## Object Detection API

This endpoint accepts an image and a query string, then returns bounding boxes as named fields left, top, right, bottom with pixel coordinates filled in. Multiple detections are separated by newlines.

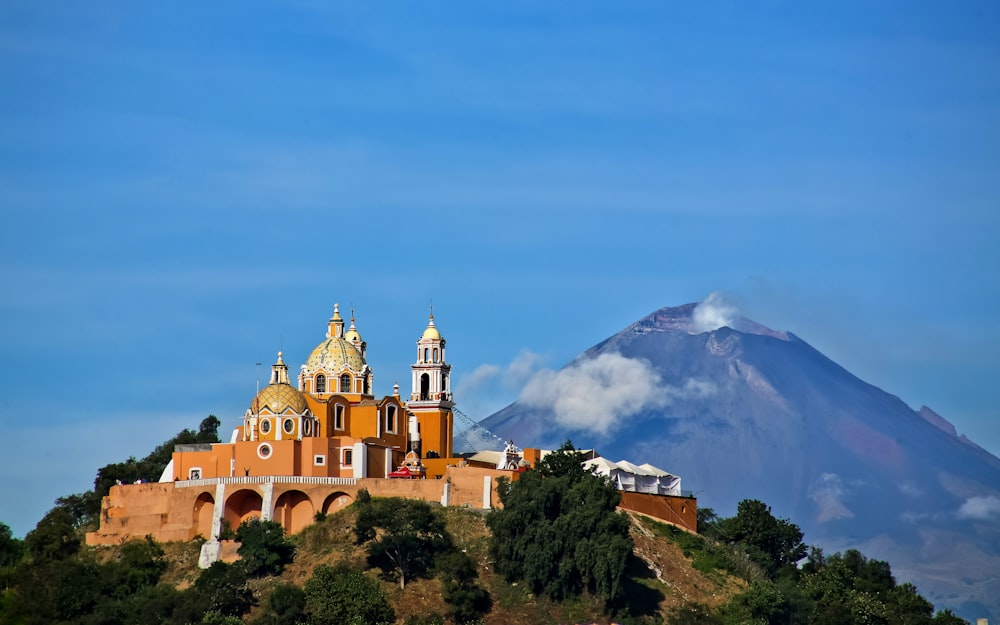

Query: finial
left=429, top=303, right=434, bottom=321
left=277, top=351, right=284, bottom=364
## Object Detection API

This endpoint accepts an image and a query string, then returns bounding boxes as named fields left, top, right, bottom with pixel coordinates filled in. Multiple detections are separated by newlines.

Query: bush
left=253, top=583, right=307, bottom=625
left=304, top=563, right=394, bottom=625
left=236, top=518, right=295, bottom=577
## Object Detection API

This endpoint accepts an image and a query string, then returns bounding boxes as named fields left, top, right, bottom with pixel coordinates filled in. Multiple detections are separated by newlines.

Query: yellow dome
left=422, top=315, right=442, bottom=340
left=251, top=383, right=308, bottom=415
left=306, top=337, right=365, bottom=374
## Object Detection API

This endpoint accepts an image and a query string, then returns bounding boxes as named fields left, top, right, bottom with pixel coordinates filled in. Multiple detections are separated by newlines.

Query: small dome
left=422, top=315, right=442, bottom=340
left=251, top=383, right=308, bottom=415
left=345, top=312, right=362, bottom=343
left=306, top=337, right=365, bottom=374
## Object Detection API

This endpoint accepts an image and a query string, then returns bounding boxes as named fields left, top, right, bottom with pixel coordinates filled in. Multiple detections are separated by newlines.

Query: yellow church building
left=168, top=304, right=454, bottom=484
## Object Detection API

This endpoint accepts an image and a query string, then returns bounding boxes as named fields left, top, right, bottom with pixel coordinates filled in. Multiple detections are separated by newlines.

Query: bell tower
left=408, top=310, right=454, bottom=458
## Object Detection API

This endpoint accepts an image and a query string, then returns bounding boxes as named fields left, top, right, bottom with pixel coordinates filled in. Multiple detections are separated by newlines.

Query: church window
left=433, top=348, right=438, bottom=362
left=257, top=444, right=272, bottom=459
left=343, top=449, right=353, bottom=466
left=283, top=418, right=295, bottom=434
left=314, top=455, right=326, bottom=466
left=340, top=374, right=350, bottom=393
left=420, top=373, right=430, bottom=400
left=442, top=374, right=448, bottom=391
left=304, top=419, right=312, bottom=436
left=335, top=405, right=344, bottom=430
left=260, top=419, right=272, bottom=434
left=424, top=348, right=429, bottom=363
left=316, top=374, right=326, bottom=393
left=363, top=376, right=369, bottom=394
left=386, top=405, right=397, bottom=433
left=188, top=468, right=201, bottom=480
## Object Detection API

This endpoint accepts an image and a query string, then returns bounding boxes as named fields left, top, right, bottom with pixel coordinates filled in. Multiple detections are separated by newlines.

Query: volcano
left=479, top=303, right=1000, bottom=621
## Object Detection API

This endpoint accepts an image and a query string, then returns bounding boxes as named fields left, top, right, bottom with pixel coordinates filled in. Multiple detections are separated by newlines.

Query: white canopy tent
left=583, top=457, right=681, bottom=496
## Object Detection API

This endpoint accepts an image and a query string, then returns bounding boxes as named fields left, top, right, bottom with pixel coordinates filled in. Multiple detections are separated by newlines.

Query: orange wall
left=89, top=466, right=697, bottom=547
left=618, top=491, right=697, bottom=533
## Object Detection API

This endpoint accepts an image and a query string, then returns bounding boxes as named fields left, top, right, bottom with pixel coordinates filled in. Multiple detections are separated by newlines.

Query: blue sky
left=1, top=2, right=998, bottom=537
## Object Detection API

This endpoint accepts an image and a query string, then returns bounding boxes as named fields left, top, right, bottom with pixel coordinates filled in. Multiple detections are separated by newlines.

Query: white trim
left=257, top=443, right=272, bottom=460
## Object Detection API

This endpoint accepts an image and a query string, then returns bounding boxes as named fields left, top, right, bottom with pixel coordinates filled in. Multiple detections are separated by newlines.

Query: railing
left=175, top=476, right=358, bottom=488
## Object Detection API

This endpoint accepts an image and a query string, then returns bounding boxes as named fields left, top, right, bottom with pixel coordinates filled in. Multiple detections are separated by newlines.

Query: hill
left=105, top=506, right=747, bottom=625
left=480, top=303, right=1000, bottom=622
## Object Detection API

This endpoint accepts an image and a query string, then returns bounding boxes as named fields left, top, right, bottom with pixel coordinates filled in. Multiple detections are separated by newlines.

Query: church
left=168, top=304, right=454, bottom=483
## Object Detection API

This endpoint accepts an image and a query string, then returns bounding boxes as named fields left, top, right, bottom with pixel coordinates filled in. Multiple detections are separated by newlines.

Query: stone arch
left=224, top=488, right=263, bottom=530
left=322, top=491, right=354, bottom=515
left=193, top=492, right=215, bottom=539
left=273, top=490, right=314, bottom=535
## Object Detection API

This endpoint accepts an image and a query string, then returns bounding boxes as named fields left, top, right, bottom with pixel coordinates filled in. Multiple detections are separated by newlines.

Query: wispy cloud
left=692, top=291, right=739, bottom=333
left=957, top=495, right=1000, bottom=521
left=809, top=473, right=855, bottom=522
left=518, top=352, right=715, bottom=436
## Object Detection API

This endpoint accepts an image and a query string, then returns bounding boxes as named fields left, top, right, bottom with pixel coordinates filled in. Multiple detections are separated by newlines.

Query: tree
left=24, top=506, right=80, bottom=561
left=435, top=550, right=491, bottom=624
left=714, top=499, right=806, bottom=577
left=487, top=441, right=633, bottom=608
left=253, top=583, right=307, bottom=625
left=192, top=561, right=254, bottom=618
left=236, top=518, right=295, bottom=577
left=354, top=497, right=450, bottom=589
left=931, top=609, right=970, bottom=625
left=0, top=521, right=23, bottom=568
left=303, top=563, right=394, bottom=625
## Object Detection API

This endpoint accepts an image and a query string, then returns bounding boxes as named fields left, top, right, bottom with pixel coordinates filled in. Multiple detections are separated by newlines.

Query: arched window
left=363, top=376, right=370, bottom=394
left=420, top=373, right=430, bottom=401
left=442, top=373, right=448, bottom=391
left=423, top=348, right=429, bottom=363
left=340, top=374, right=350, bottom=393
left=386, top=405, right=397, bottom=433
left=335, top=405, right=345, bottom=430
left=315, top=374, right=326, bottom=393
left=432, top=348, right=438, bottom=363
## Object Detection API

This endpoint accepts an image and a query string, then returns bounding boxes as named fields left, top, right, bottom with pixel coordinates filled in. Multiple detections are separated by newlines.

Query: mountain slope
left=480, top=303, right=1000, bottom=621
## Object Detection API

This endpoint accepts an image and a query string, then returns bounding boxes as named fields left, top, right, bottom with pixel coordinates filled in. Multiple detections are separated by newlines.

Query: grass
left=643, top=519, right=765, bottom=584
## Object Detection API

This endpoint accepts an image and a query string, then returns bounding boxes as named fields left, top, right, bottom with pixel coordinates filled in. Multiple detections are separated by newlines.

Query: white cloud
left=957, top=495, right=1000, bottom=521
left=692, top=291, right=739, bottom=333
left=517, top=352, right=713, bottom=436
left=809, top=473, right=855, bottom=522
left=453, top=363, right=501, bottom=397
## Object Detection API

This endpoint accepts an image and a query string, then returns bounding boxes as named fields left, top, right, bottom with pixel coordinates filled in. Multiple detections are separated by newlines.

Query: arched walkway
left=193, top=492, right=215, bottom=539
left=274, top=490, right=314, bottom=534
left=322, top=491, right=354, bottom=515
left=224, top=488, right=263, bottom=530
